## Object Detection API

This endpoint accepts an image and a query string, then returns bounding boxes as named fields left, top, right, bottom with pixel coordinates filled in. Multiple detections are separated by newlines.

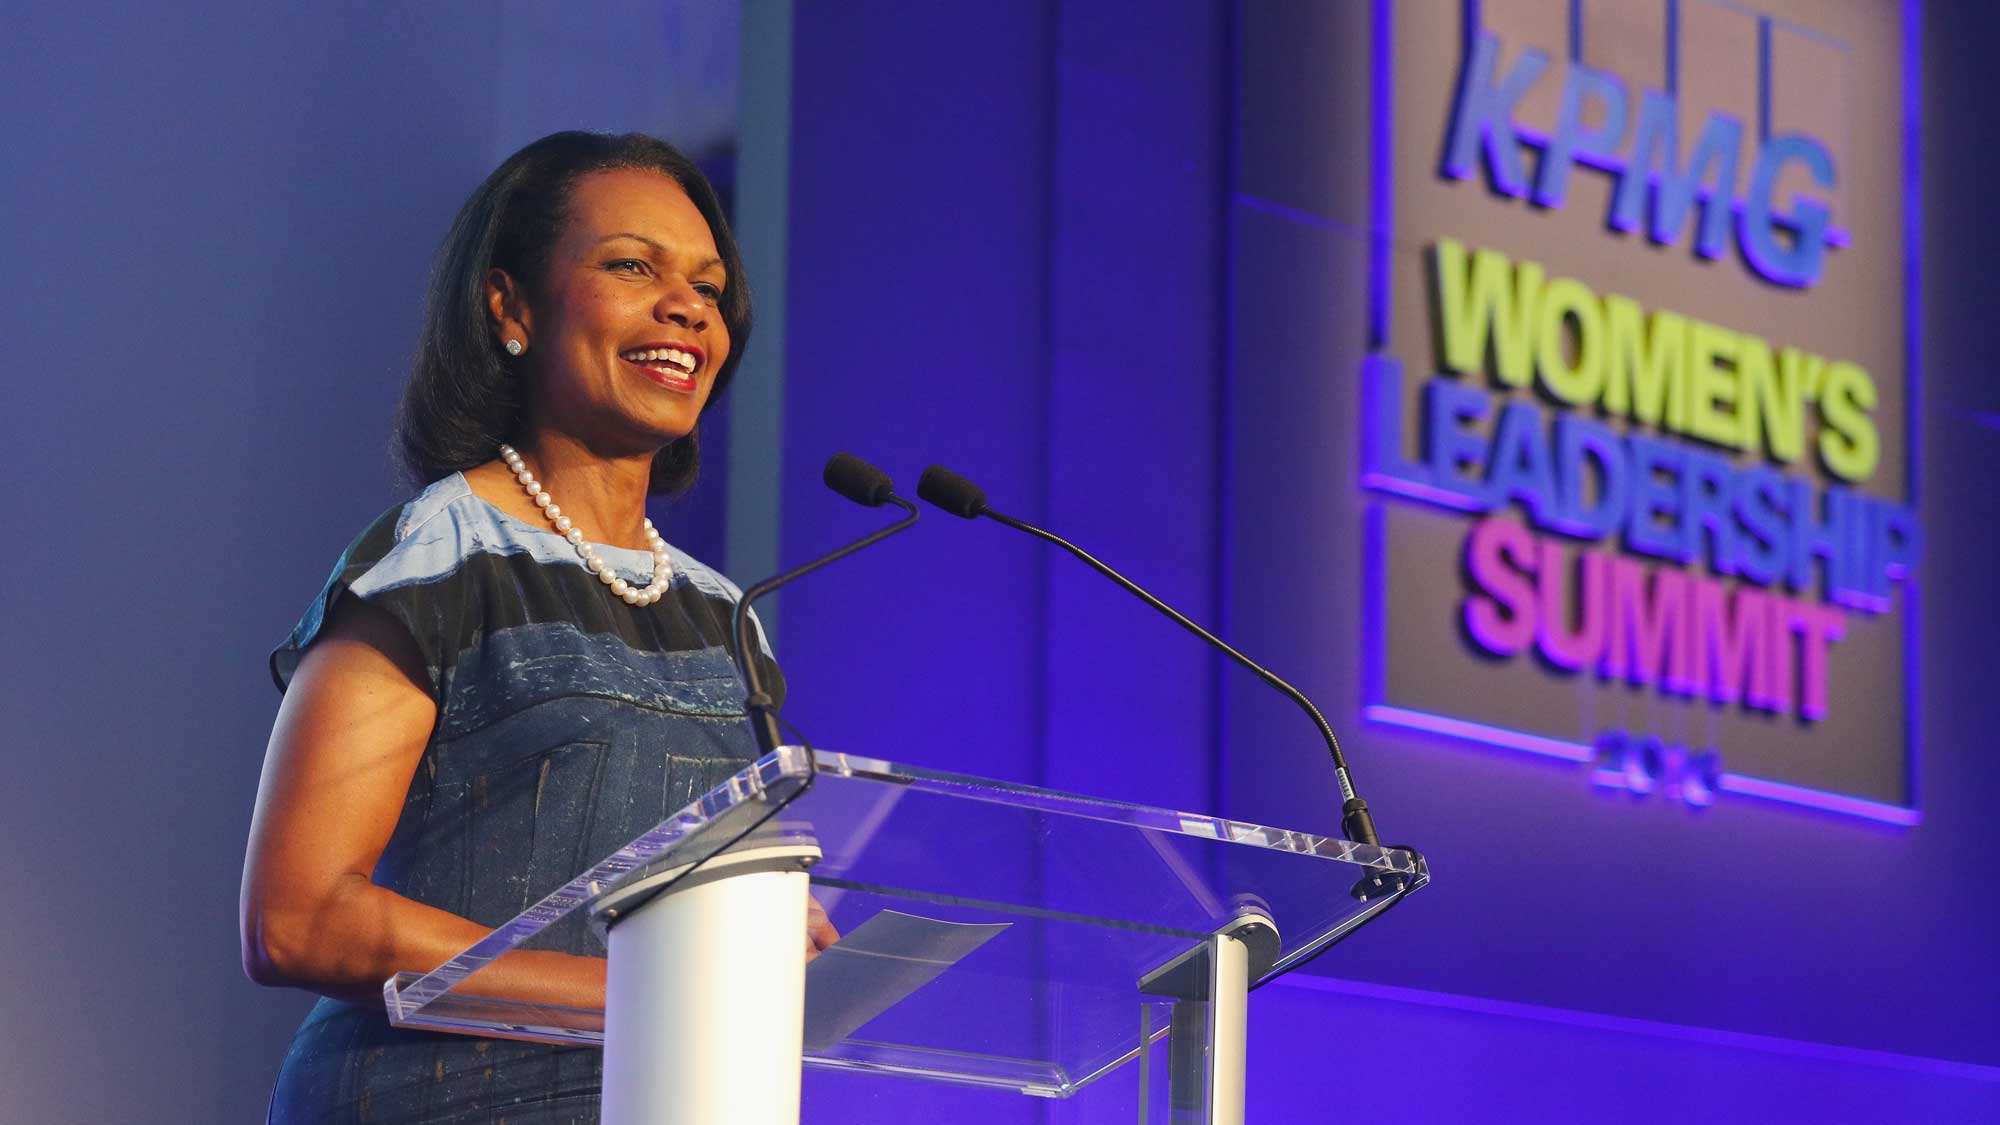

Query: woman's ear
left=485, top=267, right=533, bottom=354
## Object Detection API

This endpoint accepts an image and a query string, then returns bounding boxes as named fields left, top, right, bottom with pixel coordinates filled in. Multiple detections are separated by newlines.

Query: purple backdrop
left=4, top=1, right=1997, bottom=1121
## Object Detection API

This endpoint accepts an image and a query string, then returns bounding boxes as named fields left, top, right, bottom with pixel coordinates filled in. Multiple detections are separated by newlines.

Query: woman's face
left=496, top=167, right=732, bottom=456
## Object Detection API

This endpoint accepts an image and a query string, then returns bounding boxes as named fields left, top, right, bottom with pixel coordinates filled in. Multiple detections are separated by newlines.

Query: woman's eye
left=608, top=259, right=650, bottom=274
left=694, top=283, right=722, bottom=301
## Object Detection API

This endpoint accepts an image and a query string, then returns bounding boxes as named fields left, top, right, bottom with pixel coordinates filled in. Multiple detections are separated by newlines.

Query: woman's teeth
left=621, top=347, right=697, bottom=374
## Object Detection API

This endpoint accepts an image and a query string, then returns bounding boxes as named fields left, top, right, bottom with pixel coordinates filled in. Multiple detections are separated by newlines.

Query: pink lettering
left=1464, top=516, right=1537, bottom=655
left=1602, top=556, right=1695, bottom=694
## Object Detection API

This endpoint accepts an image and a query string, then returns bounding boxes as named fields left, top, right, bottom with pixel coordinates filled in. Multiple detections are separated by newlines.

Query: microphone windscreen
left=823, top=452, right=895, bottom=507
left=917, top=465, right=987, bottom=518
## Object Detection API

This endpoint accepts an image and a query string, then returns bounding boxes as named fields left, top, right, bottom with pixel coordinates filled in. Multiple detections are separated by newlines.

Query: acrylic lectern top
left=385, top=745, right=1427, bottom=1098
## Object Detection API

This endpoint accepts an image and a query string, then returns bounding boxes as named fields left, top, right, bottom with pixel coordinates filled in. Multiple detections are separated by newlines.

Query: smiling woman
left=399, top=132, right=751, bottom=502
left=239, top=132, right=833, bottom=1124
left=480, top=168, right=736, bottom=476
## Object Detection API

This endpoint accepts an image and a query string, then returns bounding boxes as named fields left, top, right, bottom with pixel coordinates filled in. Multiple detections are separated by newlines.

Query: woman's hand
left=806, top=895, right=840, bottom=962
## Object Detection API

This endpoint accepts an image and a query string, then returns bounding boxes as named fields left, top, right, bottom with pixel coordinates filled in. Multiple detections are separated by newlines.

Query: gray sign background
left=1370, top=0, right=1913, bottom=805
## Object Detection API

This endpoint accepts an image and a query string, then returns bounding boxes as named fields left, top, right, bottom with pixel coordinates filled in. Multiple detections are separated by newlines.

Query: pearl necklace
left=499, top=444, right=672, bottom=606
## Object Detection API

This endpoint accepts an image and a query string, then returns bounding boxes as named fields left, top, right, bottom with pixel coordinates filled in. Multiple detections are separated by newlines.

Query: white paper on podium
left=803, top=909, right=1009, bottom=1049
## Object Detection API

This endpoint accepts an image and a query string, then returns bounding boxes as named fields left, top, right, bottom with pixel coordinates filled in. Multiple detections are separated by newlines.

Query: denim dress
left=264, top=474, right=776, bottom=1124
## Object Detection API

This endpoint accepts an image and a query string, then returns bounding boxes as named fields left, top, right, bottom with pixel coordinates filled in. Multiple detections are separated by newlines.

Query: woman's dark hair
left=396, top=130, right=750, bottom=495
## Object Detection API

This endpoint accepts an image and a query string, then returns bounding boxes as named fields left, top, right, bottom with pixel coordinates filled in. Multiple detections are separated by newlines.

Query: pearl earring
left=505, top=338, right=525, bottom=356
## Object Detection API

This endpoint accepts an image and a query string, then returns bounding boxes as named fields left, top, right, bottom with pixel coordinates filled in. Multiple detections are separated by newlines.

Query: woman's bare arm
left=239, top=596, right=607, bottom=1009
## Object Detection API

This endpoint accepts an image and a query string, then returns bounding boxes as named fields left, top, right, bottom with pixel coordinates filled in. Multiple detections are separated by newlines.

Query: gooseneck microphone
left=729, top=453, right=919, bottom=754
left=916, top=464, right=1399, bottom=883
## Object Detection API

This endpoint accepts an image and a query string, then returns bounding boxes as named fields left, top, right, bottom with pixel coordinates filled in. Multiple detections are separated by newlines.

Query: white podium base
left=599, top=843, right=819, bottom=1125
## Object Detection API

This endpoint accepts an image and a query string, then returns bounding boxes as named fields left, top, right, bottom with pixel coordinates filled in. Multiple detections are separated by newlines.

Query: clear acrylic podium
left=384, top=745, right=1427, bottom=1124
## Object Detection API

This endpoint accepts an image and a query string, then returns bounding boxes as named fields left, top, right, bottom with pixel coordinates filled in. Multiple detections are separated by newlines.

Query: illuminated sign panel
left=1360, top=0, right=1917, bottom=822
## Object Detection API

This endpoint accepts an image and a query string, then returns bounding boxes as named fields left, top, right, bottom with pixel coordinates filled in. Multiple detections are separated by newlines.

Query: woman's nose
left=657, top=277, right=708, bottom=330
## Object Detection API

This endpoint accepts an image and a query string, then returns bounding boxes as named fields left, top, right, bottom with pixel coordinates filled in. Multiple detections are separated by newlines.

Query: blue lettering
left=1784, top=479, right=1861, bottom=602
left=1443, top=29, right=1838, bottom=287
left=1534, top=64, right=1629, bottom=208
left=1426, top=378, right=1499, bottom=508
left=1740, top=134, right=1836, bottom=288
left=1552, top=414, right=1627, bottom=538
left=1361, top=353, right=1437, bottom=492
left=1442, top=30, right=1549, bottom=197
left=1729, top=465, right=1787, bottom=585
left=1485, top=400, right=1558, bottom=523
left=1611, top=92, right=1743, bottom=260
left=1880, top=503, right=1920, bottom=582
left=1679, top=447, right=1738, bottom=575
left=1622, top=435, right=1686, bottom=560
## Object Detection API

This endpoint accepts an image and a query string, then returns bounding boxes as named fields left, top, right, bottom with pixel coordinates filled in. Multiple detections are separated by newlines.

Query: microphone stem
left=732, top=496, right=921, bottom=754
left=980, top=507, right=1383, bottom=848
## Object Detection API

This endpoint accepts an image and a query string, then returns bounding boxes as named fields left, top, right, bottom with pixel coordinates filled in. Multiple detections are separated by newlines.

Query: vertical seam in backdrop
left=727, top=0, right=794, bottom=630
left=1213, top=0, right=1242, bottom=821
